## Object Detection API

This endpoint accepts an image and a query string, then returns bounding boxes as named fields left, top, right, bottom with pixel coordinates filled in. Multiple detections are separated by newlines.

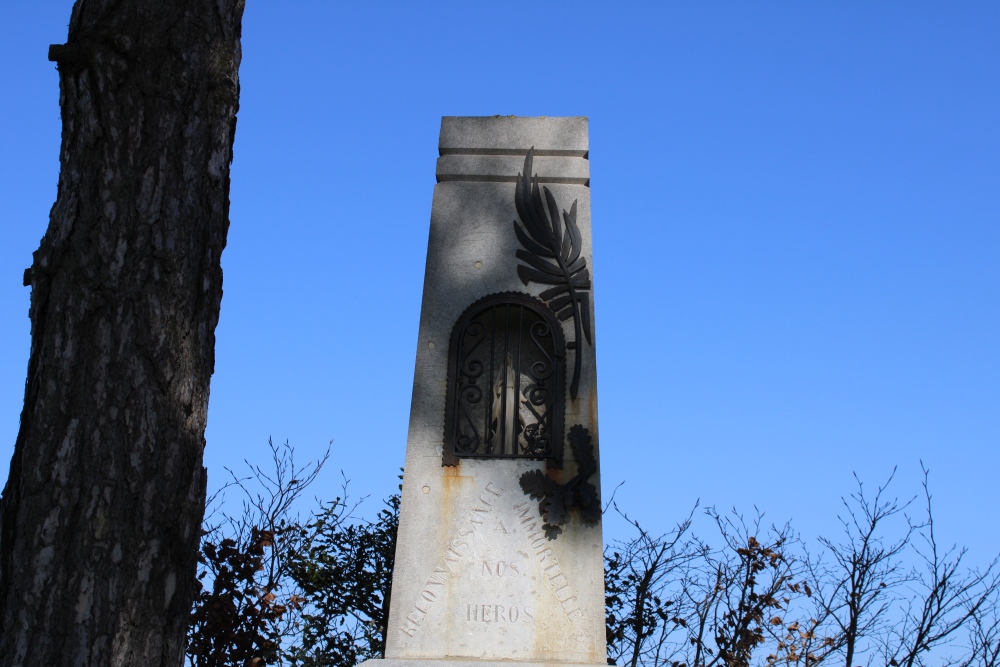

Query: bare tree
left=797, top=469, right=918, bottom=667
left=187, top=440, right=334, bottom=667
left=0, top=1, right=243, bottom=665
left=881, top=466, right=1000, bottom=667
left=966, top=591, right=1000, bottom=667
left=765, top=467, right=1000, bottom=667
left=606, top=506, right=805, bottom=667
left=604, top=467, right=1000, bottom=667
left=688, top=510, right=803, bottom=667
left=605, top=504, right=703, bottom=667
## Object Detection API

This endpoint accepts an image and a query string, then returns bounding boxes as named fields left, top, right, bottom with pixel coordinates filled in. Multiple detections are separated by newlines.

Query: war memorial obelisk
left=366, top=116, right=606, bottom=667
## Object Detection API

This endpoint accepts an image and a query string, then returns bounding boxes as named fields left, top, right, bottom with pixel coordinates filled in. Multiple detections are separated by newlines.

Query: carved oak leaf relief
left=519, top=425, right=600, bottom=538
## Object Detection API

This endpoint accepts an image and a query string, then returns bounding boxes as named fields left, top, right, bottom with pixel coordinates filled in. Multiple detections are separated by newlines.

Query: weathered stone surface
left=380, top=117, right=604, bottom=666
left=439, top=116, right=589, bottom=156
left=386, top=459, right=604, bottom=663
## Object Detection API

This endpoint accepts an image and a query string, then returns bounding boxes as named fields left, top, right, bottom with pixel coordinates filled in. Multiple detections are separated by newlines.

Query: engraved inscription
left=514, top=501, right=583, bottom=620
left=480, top=559, right=521, bottom=577
left=466, top=603, right=535, bottom=623
left=399, top=483, right=503, bottom=638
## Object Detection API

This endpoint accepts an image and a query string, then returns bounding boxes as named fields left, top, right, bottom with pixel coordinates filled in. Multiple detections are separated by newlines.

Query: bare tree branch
left=882, top=464, right=1000, bottom=667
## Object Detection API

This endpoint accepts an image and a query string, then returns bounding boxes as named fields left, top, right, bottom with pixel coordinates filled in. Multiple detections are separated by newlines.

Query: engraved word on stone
left=399, top=483, right=503, bottom=638
left=515, top=501, right=583, bottom=621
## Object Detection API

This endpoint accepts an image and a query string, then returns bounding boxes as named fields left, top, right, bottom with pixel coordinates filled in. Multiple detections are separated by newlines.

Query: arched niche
left=442, top=292, right=566, bottom=468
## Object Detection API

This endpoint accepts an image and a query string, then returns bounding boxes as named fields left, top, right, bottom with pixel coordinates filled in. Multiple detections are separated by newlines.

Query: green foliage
left=283, top=490, right=399, bottom=666
left=184, top=441, right=401, bottom=667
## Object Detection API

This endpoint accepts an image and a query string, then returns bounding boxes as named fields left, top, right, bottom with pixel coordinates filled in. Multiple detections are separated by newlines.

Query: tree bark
left=0, top=1, right=243, bottom=665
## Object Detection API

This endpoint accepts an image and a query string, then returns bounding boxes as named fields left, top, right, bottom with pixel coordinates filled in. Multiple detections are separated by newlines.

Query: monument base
left=359, top=660, right=609, bottom=667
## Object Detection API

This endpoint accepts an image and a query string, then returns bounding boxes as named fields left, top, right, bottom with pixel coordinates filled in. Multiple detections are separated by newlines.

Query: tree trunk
left=0, top=1, right=243, bottom=665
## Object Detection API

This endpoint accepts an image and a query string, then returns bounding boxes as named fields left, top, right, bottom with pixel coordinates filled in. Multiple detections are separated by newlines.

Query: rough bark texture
left=0, top=1, right=243, bottom=665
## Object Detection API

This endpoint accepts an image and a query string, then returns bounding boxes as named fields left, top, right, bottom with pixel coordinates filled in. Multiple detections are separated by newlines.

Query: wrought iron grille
left=442, top=293, right=565, bottom=466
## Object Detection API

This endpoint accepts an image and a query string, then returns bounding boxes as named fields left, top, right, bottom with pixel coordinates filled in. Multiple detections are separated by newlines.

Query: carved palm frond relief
left=513, top=148, right=592, bottom=399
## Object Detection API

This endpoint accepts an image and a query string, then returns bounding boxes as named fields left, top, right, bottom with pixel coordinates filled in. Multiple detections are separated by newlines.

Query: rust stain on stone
left=439, top=462, right=471, bottom=527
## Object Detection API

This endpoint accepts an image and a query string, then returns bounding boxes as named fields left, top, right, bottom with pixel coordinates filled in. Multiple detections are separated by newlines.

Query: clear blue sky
left=1, top=3, right=997, bottom=563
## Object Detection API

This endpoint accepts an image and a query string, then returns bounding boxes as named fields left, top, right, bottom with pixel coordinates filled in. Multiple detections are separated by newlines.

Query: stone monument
left=366, top=116, right=606, bottom=667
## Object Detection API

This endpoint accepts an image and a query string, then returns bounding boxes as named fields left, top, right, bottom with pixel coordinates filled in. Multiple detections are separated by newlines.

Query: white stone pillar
left=370, top=116, right=605, bottom=667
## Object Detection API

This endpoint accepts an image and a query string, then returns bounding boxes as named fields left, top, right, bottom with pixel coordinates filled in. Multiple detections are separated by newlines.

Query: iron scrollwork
left=442, top=292, right=566, bottom=467
left=513, top=148, right=592, bottom=400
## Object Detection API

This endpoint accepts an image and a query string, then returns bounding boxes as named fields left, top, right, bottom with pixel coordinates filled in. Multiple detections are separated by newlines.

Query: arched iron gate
left=442, top=292, right=565, bottom=467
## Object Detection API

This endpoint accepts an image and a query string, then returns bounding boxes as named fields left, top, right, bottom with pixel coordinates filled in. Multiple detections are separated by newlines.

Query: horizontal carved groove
left=440, top=148, right=589, bottom=158
left=436, top=154, right=590, bottom=187
left=437, top=174, right=590, bottom=186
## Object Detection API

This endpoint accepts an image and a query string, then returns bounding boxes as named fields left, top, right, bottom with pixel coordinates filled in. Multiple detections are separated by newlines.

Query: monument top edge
left=439, top=116, right=588, bottom=157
